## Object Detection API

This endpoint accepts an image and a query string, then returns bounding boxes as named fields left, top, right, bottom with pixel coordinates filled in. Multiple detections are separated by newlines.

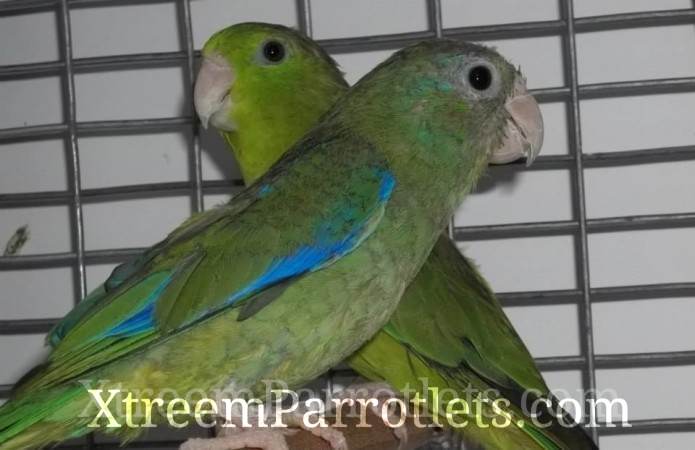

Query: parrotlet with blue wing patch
left=193, top=24, right=596, bottom=450
left=1, top=36, right=541, bottom=449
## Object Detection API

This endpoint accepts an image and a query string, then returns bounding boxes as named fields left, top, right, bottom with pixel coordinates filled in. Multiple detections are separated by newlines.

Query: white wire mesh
left=1, top=0, right=694, bottom=448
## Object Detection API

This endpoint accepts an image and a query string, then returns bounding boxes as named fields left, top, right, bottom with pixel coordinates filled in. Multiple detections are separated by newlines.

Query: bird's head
left=194, top=22, right=347, bottom=184
left=342, top=40, right=543, bottom=170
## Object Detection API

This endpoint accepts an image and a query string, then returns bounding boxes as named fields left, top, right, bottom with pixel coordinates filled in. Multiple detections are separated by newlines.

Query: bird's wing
left=19, top=132, right=395, bottom=393
left=45, top=186, right=258, bottom=347
left=383, top=234, right=547, bottom=393
left=353, top=235, right=596, bottom=449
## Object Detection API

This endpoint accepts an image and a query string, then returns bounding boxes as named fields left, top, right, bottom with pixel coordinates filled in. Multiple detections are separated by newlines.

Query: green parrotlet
left=0, top=32, right=543, bottom=450
left=193, top=23, right=596, bottom=450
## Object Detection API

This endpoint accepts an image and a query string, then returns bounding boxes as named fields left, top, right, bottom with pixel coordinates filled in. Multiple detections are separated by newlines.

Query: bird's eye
left=468, top=65, right=493, bottom=91
left=262, top=41, right=286, bottom=63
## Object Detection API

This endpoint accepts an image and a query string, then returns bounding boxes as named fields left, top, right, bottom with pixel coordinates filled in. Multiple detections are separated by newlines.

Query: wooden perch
left=283, top=412, right=436, bottom=450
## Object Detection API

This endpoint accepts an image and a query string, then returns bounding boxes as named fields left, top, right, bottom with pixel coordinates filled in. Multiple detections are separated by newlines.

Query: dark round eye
left=262, top=41, right=285, bottom=63
left=468, top=65, right=493, bottom=91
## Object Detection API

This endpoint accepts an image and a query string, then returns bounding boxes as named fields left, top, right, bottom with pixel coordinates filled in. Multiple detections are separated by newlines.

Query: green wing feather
left=386, top=235, right=547, bottom=393
left=349, top=235, right=597, bottom=450
left=44, top=188, right=259, bottom=347
left=17, top=131, right=394, bottom=396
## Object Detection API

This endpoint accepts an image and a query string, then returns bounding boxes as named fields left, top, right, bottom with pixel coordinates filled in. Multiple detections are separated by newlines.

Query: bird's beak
left=194, top=53, right=236, bottom=131
left=490, top=76, right=544, bottom=166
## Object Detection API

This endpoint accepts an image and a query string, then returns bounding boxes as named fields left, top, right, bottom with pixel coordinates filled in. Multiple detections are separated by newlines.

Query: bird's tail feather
left=0, top=385, right=89, bottom=450
left=520, top=393, right=599, bottom=450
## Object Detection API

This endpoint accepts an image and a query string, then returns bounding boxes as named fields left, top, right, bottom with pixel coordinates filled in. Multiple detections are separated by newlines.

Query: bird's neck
left=342, top=105, right=489, bottom=233
left=221, top=129, right=290, bottom=185
left=223, top=84, right=346, bottom=186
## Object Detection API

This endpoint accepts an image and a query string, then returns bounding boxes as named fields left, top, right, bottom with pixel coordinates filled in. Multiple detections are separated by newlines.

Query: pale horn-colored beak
left=490, top=76, right=544, bottom=166
left=193, top=53, right=236, bottom=131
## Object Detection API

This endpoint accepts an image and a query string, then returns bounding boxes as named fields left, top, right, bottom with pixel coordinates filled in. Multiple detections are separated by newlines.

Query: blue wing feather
left=100, top=169, right=395, bottom=338
left=227, top=169, right=395, bottom=306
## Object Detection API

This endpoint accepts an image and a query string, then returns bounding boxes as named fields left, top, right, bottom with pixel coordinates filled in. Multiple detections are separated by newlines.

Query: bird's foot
left=333, top=382, right=407, bottom=450
left=184, top=407, right=348, bottom=450
left=281, top=409, right=349, bottom=450
left=180, top=429, right=290, bottom=450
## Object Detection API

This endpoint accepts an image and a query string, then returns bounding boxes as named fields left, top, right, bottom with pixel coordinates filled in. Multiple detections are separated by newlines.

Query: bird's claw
left=180, top=430, right=290, bottom=450
left=282, top=410, right=349, bottom=450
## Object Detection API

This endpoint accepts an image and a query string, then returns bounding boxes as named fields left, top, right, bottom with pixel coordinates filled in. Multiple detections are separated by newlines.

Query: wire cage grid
left=0, top=0, right=694, bottom=448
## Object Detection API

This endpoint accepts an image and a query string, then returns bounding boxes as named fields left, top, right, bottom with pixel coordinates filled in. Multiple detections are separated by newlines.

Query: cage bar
left=0, top=0, right=693, bottom=447
left=178, top=0, right=204, bottom=213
